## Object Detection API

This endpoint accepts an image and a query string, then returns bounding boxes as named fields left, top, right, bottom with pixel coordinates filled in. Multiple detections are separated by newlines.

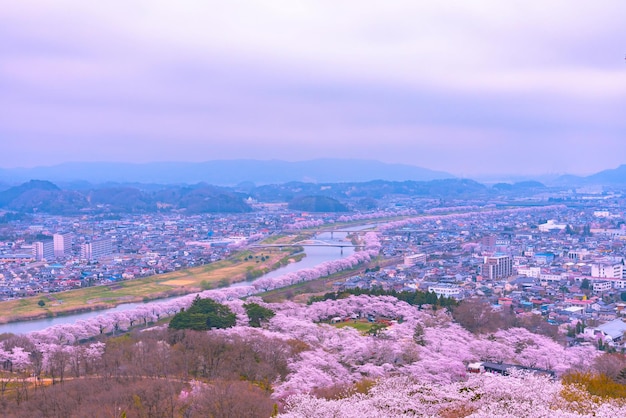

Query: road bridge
left=252, top=239, right=362, bottom=254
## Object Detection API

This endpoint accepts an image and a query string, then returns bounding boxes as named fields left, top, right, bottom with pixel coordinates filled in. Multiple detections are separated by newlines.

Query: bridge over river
left=252, top=239, right=361, bottom=254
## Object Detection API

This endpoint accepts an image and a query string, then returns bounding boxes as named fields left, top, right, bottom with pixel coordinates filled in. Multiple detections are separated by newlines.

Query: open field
left=0, top=246, right=302, bottom=324
left=329, top=321, right=373, bottom=333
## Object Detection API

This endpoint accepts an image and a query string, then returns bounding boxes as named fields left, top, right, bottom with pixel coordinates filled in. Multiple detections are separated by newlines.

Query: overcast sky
left=1, top=1, right=625, bottom=176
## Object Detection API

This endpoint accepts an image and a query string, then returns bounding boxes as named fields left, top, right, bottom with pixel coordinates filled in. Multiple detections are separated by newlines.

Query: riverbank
left=0, top=245, right=303, bottom=325
left=260, top=256, right=402, bottom=303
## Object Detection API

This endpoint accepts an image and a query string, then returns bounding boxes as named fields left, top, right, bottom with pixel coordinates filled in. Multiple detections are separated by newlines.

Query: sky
left=1, top=1, right=625, bottom=177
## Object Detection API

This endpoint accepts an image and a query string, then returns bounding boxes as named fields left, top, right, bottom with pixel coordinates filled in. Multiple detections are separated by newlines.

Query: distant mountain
left=0, top=180, right=88, bottom=214
left=0, top=180, right=60, bottom=206
left=585, top=164, right=626, bottom=185
left=0, top=159, right=454, bottom=185
left=550, top=165, right=626, bottom=187
left=550, top=174, right=585, bottom=187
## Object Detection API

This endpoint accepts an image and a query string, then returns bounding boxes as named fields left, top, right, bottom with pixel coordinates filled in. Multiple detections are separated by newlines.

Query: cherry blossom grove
left=194, top=294, right=600, bottom=405
left=280, top=372, right=626, bottom=417
left=252, top=296, right=598, bottom=399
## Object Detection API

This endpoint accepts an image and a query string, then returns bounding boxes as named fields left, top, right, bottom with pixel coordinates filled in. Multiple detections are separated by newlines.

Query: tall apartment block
left=33, top=240, right=54, bottom=261
left=80, top=238, right=113, bottom=260
left=53, top=233, right=73, bottom=258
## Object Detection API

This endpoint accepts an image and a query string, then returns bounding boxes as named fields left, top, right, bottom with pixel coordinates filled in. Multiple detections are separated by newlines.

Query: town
left=1, top=188, right=625, bottom=352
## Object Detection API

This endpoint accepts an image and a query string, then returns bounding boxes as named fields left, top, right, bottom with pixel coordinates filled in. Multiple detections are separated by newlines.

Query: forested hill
left=0, top=177, right=549, bottom=215
left=0, top=181, right=252, bottom=214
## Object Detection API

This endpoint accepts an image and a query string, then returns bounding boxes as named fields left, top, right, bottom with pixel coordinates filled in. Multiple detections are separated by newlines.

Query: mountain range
left=0, top=159, right=454, bottom=186
left=0, top=160, right=625, bottom=189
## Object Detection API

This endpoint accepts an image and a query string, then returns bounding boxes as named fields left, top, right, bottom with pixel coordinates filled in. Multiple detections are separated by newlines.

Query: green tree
left=244, top=303, right=275, bottom=328
left=169, top=296, right=236, bottom=331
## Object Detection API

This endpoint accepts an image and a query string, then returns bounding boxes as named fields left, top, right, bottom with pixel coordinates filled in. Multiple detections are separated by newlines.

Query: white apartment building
left=80, top=238, right=113, bottom=260
left=591, top=262, right=624, bottom=279
left=593, top=281, right=613, bottom=293
left=404, top=253, right=426, bottom=267
left=53, top=233, right=73, bottom=258
left=33, top=240, right=54, bottom=261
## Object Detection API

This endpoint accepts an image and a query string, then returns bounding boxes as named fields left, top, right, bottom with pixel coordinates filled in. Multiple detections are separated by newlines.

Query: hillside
left=287, top=195, right=349, bottom=212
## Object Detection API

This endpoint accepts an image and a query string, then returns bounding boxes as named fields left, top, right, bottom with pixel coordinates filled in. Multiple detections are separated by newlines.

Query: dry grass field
left=0, top=247, right=300, bottom=324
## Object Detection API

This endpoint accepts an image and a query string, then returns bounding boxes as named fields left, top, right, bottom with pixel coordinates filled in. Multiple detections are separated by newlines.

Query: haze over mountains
left=0, top=159, right=625, bottom=188
left=0, top=159, right=453, bottom=186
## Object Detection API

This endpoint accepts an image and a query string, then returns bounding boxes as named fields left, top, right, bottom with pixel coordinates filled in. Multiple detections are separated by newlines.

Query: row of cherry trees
left=378, top=204, right=567, bottom=232
left=286, top=205, right=504, bottom=228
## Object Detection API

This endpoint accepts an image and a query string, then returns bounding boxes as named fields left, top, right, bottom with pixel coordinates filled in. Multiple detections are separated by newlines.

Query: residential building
left=81, top=238, right=113, bottom=260
left=592, top=281, right=612, bottom=293
left=33, top=240, right=54, bottom=261
left=482, top=255, right=513, bottom=280
left=53, top=233, right=73, bottom=258
left=404, top=253, right=426, bottom=267
left=591, top=262, right=624, bottom=279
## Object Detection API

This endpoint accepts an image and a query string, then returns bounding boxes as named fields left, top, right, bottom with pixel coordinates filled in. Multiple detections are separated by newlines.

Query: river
left=0, top=227, right=367, bottom=334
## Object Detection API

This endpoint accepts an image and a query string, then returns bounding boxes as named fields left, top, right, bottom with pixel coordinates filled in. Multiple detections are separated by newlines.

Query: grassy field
left=329, top=321, right=373, bottom=333
left=0, top=246, right=302, bottom=324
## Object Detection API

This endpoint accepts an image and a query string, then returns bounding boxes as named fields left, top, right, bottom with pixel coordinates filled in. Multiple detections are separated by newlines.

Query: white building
left=80, top=238, right=113, bottom=260
left=539, top=273, right=563, bottom=283
left=33, top=240, right=54, bottom=261
left=428, top=284, right=462, bottom=299
left=567, top=250, right=589, bottom=261
left=591, top=262, right=624, bottom=279
left=404, top=253, right=426, bottom=267
left=53, top=233, right=73, bottom=258
left=592, top=281, right=612, bottom=293
left=517, top=266, right=541, bottom=278
left=538, top=220, right=567, bottom=232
